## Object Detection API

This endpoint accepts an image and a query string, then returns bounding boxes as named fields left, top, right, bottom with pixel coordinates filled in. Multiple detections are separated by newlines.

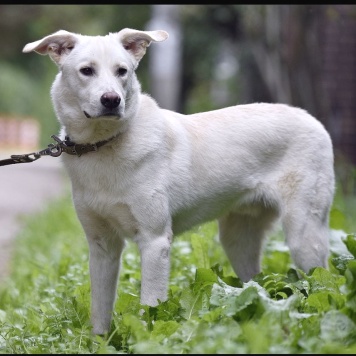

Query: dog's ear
left=22, top=30, right=78, bottom=65
left=118, top=28, right=168, bottom=62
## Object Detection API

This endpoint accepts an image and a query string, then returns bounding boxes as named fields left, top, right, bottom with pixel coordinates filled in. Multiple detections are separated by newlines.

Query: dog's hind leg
left=218, top=207, right=278, bottom=282
left=279, top=168, right=334, bottom=274
left=281, top=197, right=331, bottom=274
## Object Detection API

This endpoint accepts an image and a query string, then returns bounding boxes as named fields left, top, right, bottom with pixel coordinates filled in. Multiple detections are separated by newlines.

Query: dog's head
left=23, top=29, right=168, bottom=137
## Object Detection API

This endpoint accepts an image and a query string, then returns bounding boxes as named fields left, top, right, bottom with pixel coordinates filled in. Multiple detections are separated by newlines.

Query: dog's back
left=163, top=103, right=334, bottom=230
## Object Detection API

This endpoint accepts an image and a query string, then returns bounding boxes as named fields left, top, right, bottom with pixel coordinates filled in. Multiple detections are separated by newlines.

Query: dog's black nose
left=100, top=92, right=121, bottom=109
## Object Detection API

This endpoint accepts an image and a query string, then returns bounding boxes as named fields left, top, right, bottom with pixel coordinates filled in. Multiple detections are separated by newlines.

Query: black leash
left=0, top=134, right=117, bottom=167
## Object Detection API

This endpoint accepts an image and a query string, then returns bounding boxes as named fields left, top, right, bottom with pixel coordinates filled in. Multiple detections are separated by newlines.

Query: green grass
left=0, top=192, right=356, bottom=353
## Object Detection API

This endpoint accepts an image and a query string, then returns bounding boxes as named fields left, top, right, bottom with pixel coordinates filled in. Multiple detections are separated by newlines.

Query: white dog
left=23, top=28, right=335, bottom=335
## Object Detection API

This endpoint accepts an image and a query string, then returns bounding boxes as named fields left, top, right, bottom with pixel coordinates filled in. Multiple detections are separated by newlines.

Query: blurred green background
left=0, top=4, right=355, bottom=193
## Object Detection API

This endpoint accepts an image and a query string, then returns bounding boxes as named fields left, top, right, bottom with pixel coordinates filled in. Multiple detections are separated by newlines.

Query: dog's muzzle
left=84, top=91, right=122, bottom=119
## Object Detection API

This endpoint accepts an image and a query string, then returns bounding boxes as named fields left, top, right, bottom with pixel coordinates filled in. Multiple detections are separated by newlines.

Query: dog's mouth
left=84, top=111, right=91, bottom=118
left=84, top=111, right=120, bottom=119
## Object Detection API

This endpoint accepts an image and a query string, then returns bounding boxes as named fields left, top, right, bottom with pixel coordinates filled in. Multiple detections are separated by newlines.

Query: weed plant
left=0, top=189, right=356, bottom=353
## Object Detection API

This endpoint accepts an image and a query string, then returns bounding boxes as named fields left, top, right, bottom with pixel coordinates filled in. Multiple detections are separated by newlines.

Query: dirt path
left=0, top=150, right=68, bottom=281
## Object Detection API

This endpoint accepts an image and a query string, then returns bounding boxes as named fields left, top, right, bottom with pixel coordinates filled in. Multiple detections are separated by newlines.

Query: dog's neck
left=61, top=119, right=125, bottom=145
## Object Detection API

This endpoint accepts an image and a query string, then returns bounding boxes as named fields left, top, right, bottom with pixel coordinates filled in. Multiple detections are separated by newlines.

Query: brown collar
left=56, top=134, right=117, bottom=157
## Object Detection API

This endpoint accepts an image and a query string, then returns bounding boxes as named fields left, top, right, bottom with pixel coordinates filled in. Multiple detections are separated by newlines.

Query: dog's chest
left=63, top=151, right=136, bottom=209
left=65, top=153, right=126, bottom=191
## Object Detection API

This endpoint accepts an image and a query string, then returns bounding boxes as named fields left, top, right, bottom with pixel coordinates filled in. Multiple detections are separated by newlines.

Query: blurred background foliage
left=0, top=4, right=355, bottom=194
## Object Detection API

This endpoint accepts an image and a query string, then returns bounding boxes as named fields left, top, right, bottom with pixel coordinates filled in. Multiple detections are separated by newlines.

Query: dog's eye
left=80, top=67, right=94, bottom=76
left=117, top=67, right=127, bottom=77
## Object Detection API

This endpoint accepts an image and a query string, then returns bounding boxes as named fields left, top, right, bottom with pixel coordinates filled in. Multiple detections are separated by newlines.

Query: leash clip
left=43, top=135, right=65, bottom=157
left=47, top=143, right=62, bottom=157
left=37, top=135, right=63, bottom=157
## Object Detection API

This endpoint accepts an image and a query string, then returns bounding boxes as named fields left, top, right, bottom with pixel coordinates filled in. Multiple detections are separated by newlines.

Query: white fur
left=23, top=28, right=335, bottom=335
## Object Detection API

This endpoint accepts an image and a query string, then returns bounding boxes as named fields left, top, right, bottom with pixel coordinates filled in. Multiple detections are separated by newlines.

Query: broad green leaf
left=233, top=286, right=265, bottom=321
left=191, top=233, right=209, bottom=268
left=154, top=296, right=181, bottom=322
left=330, top=207, right=347, bottom=230
left=330, top=229, right=351, bottom=256
left=201, top=306, right=224, bottom=322
left=320, top=310, right=356, bottom=341
left=195, top=268, right=218, bottom=284
left=210, top=280, right=243, bottom=308
left=122, top=314, right=149, bottom=341
left=344, top=234, right=356, bottom=258
left=210, top=263, right=242, bottom=287
left=345, top=259, right=356, bottom=288
left=344, top=260, right=356, bottom=318
left=151, top=320, right=180, bottom=340
left=332, top=254, right=355, bottom=273
left=115, top=292, right=139, bottom=314
left=308, top=267, right=345, bottom=292
left=306, top=292, right=345, bottom=313
left=180, top=286, right=209, bottom=320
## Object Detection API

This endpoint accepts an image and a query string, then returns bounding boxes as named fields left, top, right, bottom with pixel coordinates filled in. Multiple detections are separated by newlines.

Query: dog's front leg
left=137, top=232, right=172, bottom=306
left=85, top=230, right=125, bottom=335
